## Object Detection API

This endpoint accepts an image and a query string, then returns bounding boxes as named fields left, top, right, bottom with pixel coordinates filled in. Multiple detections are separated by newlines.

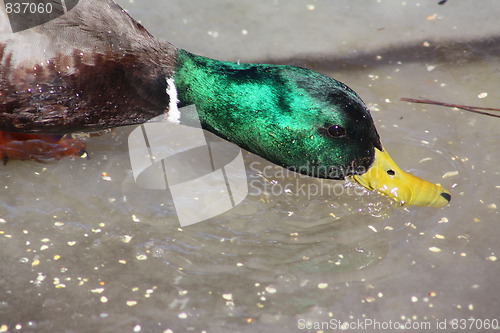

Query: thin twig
left=401, top=98, right=500, bottom=118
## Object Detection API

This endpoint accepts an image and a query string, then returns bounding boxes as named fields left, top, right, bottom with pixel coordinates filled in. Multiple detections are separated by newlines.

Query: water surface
left=0, top=0, right=499, bottom=332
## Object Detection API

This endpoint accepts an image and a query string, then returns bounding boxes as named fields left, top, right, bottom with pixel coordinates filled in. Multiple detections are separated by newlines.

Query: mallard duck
left=0, top=0, right=450, bottom=206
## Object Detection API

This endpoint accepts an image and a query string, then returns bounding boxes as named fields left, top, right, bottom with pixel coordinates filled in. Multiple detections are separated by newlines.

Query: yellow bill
left=353, top=146, right=451, bottom=207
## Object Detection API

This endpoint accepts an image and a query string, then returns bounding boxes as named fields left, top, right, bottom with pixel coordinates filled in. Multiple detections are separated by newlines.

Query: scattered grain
left=222, top=293, right=233, bottom=301
left=265, top=286, right=277, bottom=294
left=438, top=217, right=448, bottom=223
left=101, top=172, right=112, bottom=181
left=426, top=13, right=438, bottom=20
left=442, top=170, right=459, bottom=178
left=122, top=235, right=132, bottom=243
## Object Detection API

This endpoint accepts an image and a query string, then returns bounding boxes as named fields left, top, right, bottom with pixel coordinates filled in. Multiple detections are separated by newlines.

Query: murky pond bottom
left=1, top=1, right=499, bottom=332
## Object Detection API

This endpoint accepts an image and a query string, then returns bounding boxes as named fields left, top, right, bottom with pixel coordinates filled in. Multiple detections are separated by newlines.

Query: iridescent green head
left=174, top=49, right=381, bottom=179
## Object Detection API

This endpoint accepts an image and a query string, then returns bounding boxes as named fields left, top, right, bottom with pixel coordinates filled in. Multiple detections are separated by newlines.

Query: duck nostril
left=387, top=169, right=395, bottom=176
left=440, top=192, right=451, bottom=202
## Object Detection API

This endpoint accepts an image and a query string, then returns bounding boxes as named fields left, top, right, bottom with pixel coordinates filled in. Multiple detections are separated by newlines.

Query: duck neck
left=171, top=49, right=281, bottom=155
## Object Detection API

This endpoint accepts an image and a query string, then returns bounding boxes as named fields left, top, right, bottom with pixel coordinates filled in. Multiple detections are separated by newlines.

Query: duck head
left=174, top=49, right=450, bottom=207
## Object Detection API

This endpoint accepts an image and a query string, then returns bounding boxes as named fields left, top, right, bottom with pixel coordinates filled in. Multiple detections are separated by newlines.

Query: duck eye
left=326, top=125, right=346, bottom=138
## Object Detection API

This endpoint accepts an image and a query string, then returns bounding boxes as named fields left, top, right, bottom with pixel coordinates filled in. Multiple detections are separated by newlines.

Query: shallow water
left=1, top=0, right=499, bottom=332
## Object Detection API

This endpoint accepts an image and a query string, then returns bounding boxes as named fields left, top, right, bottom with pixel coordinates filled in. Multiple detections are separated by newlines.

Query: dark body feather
left=0, top=0, right=177, bottom=134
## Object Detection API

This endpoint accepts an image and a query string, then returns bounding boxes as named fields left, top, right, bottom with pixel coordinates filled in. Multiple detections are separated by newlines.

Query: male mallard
left=0, top=0, right=450, bottom=206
